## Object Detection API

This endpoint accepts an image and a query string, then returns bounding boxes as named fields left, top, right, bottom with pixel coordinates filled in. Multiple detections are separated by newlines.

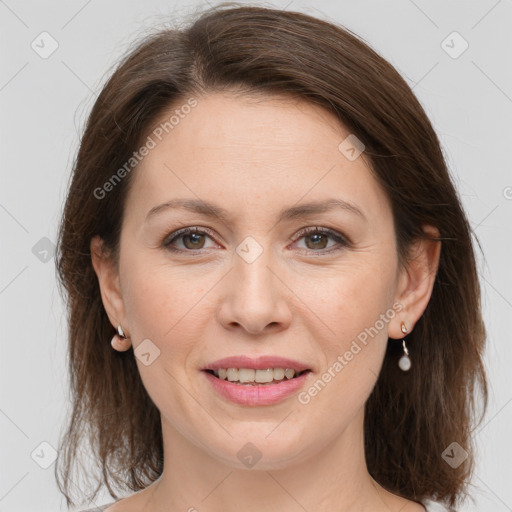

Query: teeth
left=239, top=368, right=255, bottom=383
left=213, top=367, right=301, bottom=384
left=284, top=368, right=295, bottom=379
left=226, top=368, right=238, bottom=381
left=273, top=368, right=285, bottom=380
left=255, top=369, right=273, bottom=383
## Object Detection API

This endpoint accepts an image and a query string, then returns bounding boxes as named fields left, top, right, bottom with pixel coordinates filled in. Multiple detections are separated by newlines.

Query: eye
left=163, top=227, right=218, bottom=253
left=163, top=226, right=350, bottom=255
left=292, top=226, right=350, bottom=254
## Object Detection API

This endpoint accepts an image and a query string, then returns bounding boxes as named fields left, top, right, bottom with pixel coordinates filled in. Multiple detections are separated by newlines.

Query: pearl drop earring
left=398, top=321, right=411, bottom=372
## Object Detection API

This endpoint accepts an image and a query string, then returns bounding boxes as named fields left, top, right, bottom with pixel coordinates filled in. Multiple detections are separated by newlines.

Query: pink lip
left=203, top=369, right=312, bottom=406
left=203, top=355, right=311, bottom=372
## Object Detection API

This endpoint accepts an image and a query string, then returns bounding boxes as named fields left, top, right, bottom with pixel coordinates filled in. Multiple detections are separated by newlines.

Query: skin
left=91, top=91, right=441, bottom=512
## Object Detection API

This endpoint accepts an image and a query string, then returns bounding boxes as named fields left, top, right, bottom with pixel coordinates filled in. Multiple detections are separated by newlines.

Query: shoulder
left=421, top=498, right=458, bottom=512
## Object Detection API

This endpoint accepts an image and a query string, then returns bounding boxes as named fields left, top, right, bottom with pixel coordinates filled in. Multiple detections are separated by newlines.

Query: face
left=95, top=91, right=414, bottom=470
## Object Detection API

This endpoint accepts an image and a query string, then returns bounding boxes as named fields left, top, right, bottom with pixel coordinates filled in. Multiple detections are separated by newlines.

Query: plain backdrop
left=1, top=0, right=511, bottom=511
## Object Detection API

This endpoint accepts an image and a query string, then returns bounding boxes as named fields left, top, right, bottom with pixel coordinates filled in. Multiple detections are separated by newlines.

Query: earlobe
left=90, top=235, right=127, bottom=331
left=390, top=224, right=441, bottom=339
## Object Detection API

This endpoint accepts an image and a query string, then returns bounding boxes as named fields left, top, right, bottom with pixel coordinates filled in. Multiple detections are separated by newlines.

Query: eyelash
left=162, top=226, right=351, bottom=255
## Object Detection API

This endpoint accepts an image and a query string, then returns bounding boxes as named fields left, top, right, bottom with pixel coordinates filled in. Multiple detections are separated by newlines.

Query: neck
left=142, top=410, right=409, bottom=512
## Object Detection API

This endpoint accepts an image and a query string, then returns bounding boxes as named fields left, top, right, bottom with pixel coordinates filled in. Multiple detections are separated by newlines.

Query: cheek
left=119, top=261, right=213, bottom=408
left=122, top=268, right=175, bottom=340
left=120, top=247, right=181, bottom=327
left=305, top=258, right=397, bottom=346
left=301, top=259, right=396, bottom=403
left=121, top=258, right=218, bottom=356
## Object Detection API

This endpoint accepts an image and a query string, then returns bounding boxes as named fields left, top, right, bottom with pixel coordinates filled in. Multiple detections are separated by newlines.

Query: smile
left=202, top=368, right=312, bottom=406
left=207, top=367, right=309, bottom=384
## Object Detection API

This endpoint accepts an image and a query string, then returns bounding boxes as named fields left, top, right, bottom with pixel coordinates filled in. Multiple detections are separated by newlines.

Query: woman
left=55, top=4, right=488, bottom=512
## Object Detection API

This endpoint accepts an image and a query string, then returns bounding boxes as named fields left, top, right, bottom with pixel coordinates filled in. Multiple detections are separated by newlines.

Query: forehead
left=125, top=92, right=391, bottom=227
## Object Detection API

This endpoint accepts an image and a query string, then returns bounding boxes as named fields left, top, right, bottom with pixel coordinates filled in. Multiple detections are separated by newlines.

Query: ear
left=90, top=235, right=127, bottom=332
left=389, top=224, right=441, bottom=339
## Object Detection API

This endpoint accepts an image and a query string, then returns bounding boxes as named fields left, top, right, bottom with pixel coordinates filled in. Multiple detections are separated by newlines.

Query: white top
left=422, top=498, right=456, bottom=511
left=79, top=497, right=456, bottom=511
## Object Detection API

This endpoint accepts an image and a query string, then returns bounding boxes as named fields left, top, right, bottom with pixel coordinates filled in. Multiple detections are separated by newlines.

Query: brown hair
left=55, top=3, right=488, bottom=509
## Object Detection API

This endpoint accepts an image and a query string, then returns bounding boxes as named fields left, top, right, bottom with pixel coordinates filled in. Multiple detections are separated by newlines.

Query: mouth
left=203, top=368, right=312, bottom=386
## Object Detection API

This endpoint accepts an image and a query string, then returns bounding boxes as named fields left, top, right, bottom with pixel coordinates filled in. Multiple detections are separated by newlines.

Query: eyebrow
left=145, top=197, right=366, bottom=223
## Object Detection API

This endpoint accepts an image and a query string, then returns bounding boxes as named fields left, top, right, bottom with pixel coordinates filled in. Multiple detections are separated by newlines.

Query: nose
left=216, top=247, right=293, bottom=335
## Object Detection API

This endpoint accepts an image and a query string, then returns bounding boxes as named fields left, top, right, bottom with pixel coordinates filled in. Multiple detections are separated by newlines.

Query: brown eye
left=182, top=232, right=206, bottom=250
left=293, top=227, right=350, bottom=254
left=304, top=232, right=329, bottom=250
left=164, top=227, right=217, bottom=252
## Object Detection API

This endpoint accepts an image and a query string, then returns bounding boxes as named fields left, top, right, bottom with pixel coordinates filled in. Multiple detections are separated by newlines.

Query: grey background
left=1, top=0, right=511, bottom=511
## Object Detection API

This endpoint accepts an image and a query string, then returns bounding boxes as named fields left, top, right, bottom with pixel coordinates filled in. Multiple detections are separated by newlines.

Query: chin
left=208, top=434, right=314, bottom=471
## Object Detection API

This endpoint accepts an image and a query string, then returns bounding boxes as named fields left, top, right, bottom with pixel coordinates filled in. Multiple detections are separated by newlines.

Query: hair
left=55, top=3, right=488, bottom=510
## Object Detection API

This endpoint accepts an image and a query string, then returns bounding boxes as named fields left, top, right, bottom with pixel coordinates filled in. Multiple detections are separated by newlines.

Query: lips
left=201, top=355, right=313, bottom=406
left=202, top=355, right=311, bottom=373
left=203, top=367, right=312, bottom=406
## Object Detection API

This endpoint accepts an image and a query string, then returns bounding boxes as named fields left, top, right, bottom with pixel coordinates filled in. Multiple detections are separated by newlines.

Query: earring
left=111, top=324, right=132, bottom=352
left=398, top=321, right=411, bottom=372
